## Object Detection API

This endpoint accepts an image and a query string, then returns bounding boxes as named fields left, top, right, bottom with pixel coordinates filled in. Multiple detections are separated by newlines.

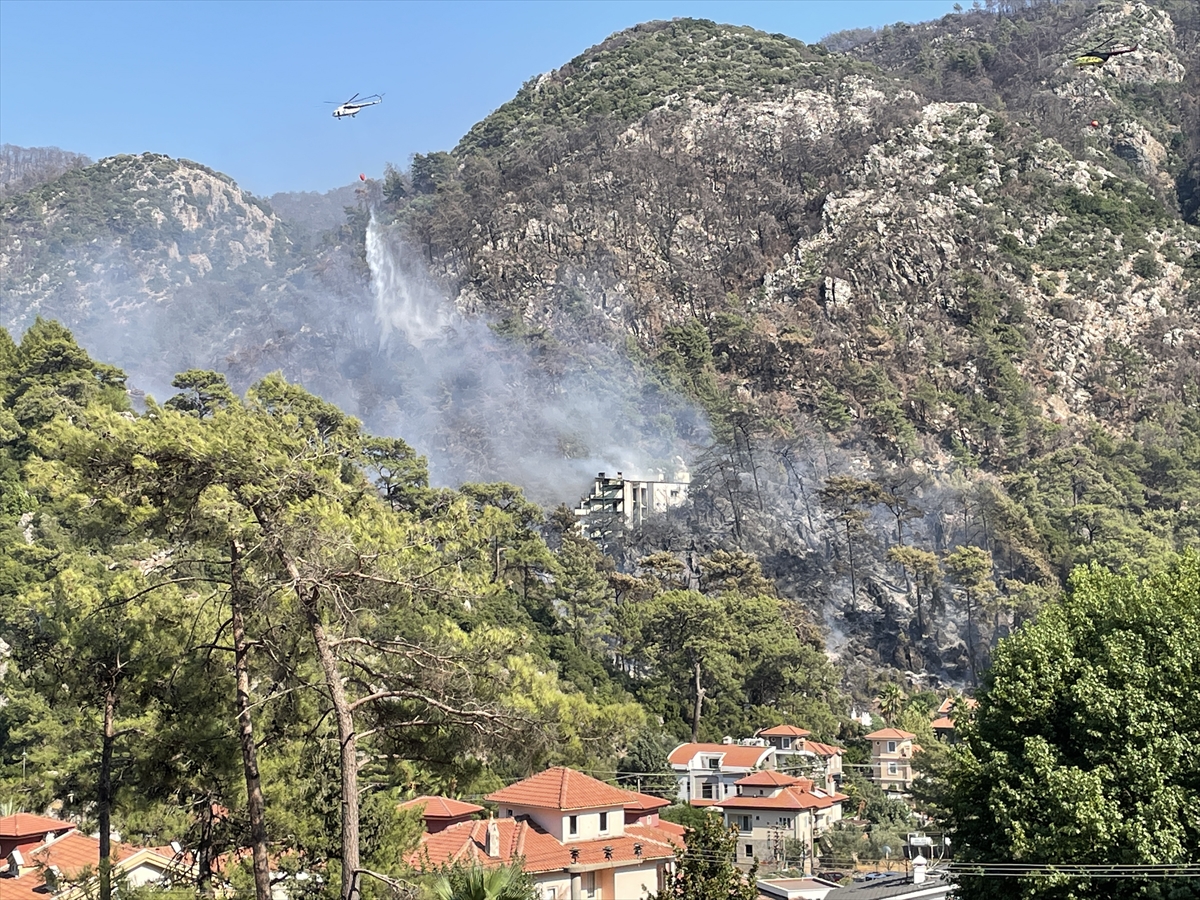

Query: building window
left=599, top=812, right=609, bottom=832
left=745, top=845, right=755, bottom=859
left=701, top=783, right=714, bottom=800
left=888, top=762, right=899, bottom=776
left=707, top=757, right=721, bottom=770
left=887, top=741, right=897, bottom=753
left=780, top=817, right=793, bottom=829
left=569, top=815, right=578, bottom=836
left=782, top=737, right=792, bottom=749
left=737, top=815, right=752, bottom=833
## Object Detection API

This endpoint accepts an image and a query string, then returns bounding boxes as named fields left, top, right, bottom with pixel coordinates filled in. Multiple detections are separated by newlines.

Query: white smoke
left=367, top=216, right=455, bottom=347
left=361, top=215, right=709, bottom=501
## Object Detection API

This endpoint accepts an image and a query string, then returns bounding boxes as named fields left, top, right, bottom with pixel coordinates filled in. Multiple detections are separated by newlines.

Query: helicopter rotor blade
left=346, top=92, right=360, bottom=104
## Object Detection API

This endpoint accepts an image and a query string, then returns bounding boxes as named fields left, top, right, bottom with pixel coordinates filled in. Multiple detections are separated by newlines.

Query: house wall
left=725, top=810, right=814, bottom=870
left=534, top=863, right=660, bottom=900
left=676, top=770, right=742, bottom=803
left=612, top=861, right=665, bottom=899
left=870, top=739, right=914, bottom=790
left=498, top=805, right=625, bottom=842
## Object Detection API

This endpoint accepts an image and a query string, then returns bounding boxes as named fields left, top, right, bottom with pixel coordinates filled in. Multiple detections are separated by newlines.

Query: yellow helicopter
left=1073, top=38, right=1138, bottom=68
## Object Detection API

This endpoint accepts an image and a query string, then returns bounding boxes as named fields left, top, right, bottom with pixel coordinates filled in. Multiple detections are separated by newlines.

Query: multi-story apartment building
left=756, top=725, right=845, bottom=792
left=864, top=728, right=918, bottom=795
left=668, top=741, right=775, bottom=804
left=718, top=771, right=847, bottom=872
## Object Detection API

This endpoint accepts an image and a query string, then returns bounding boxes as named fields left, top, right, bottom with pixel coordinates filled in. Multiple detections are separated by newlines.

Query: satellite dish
left=170, top=841, right=183, bottom=856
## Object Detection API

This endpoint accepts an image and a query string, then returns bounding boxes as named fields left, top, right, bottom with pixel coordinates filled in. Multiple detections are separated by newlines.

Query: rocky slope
left=380, top=2, right=1200, bottom=681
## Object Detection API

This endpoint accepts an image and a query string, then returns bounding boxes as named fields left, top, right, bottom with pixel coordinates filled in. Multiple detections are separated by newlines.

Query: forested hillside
left=3, top=1, right=1200, bottom=893
left=0, top=321, right=844, bottom=884
left=376, top=0, right=1200, bottom=681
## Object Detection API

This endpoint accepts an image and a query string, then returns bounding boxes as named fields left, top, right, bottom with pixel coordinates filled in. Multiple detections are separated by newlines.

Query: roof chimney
left=484, top=819, right=501, bottom=859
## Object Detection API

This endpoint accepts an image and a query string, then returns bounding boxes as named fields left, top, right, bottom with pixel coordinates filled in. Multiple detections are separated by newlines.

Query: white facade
left=668, top=742, right=775, bottom=804
left=574, top=468, right=690, bottom=536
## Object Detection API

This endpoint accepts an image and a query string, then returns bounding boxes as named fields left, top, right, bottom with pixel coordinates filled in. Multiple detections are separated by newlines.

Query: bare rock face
left=1, top=154, right=288, bottom=332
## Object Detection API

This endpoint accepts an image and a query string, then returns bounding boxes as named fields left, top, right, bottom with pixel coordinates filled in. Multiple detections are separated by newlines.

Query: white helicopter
left=329, top=92, right=383, bottom=119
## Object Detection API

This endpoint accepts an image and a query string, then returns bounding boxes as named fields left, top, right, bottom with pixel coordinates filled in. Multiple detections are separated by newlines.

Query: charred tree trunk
left=304, top=587, right=361, bottom=900
left=231, top=540, right=272, bottom=900
left=99, top=689, right=115, bottom=900
left=965, top=589, right=979, bottom=686
left=196, top=797, right=215, bottom=896
left=691, top=660, right=706, bottom=744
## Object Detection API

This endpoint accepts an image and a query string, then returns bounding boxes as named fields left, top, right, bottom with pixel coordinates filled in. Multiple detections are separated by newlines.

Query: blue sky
left=0, top=1, right=959, bottom=196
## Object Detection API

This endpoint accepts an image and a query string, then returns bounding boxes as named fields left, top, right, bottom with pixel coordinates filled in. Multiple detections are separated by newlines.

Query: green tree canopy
left=939, top=553, right=1200, bottom=900
left=652, top=811, right=758, bottom=900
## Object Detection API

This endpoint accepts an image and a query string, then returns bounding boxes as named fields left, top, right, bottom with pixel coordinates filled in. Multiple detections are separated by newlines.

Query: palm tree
left=429, top=863, right=534, bottom=900
left=877, top=682, right=906, bottom=726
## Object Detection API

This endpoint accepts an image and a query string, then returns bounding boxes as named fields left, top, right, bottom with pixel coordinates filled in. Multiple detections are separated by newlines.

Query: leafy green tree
left=876, top=683, right=906, bottom=726
left=427, top=862, right=534, bottom=900
left=938, top=554, right=1200, bottom=900
left=617, top=728, right=677, bottom=798
left=652, top=812, right=758, bottom=900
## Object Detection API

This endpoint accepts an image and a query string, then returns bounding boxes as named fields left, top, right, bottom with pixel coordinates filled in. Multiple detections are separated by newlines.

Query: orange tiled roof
left=623, top=791, right=671, bottom=813
left=864, top=728, right=916, bottom=740
left=667, top=743, right=774, bottom=768
left=719, top=786, right=848, bottom=812
left=400, top=796, right=484, bottom=819
left=487, top=767, right=633, bottom=812
left=656, top=819, right=686, bottom=839
left=736, top=771, right=802, bottom=788
left=1, top=832, right=153, bottom=900
left=800, top=740, right=843, bottom=758
left=0, top=813, right=74, bottom=839
left=936, top=697, right=978, bottom=716
left=757, top=725, right=812, bottom=738
left=931, top=716, right=955, bottom=730
left=407, top=817, right=679, bottom=874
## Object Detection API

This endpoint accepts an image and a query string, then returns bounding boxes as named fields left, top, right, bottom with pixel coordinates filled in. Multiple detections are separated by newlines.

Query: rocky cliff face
left=2, top=153, right=287, bottom=328
left=0, top=154, right=377, bottom=397
left=382, top=3, right=1200, bottom=682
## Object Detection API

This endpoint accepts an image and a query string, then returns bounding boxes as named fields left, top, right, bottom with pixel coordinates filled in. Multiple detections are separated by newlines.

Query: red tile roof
left=486, top=767, right=634, bottom=812
left=407, top=818, right=680, bottom=874
left=668, top=743, right=774, bottom=768
left=1, top=831, right=155, bottom=900
left=800, top=740, right=843, bottom=758
left=623, top=791, right=672, bottom=813
left=757, top=725, right=812, bottom=738
left=0, top=813, right=74, bottom=839
left=400, top=796, right=484, bottom=819
left=864, top=728, right=916, bottom=740
left=736, top=771, right=802, bottom=788
left=936, top=697, right=978, bottom=716
left=719, top=786, right=849, bottom=812
left=930, top=716, right=955, bottom=730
